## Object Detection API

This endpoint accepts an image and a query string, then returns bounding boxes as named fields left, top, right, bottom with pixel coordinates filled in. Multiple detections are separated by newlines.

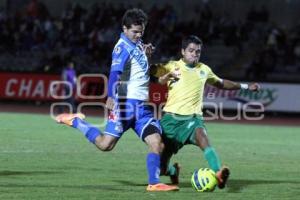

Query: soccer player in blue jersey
left=55, top=8, right=178, bottom=192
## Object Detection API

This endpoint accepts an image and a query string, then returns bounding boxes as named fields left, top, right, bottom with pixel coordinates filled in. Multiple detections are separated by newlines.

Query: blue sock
left=146, top=153, right=161, bottom=184
left=72, top=118, right=101, bottom=143
left=204, top=147, right=221, bottom=172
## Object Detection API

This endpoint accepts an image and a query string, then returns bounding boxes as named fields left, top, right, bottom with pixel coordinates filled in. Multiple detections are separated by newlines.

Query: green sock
left=204, top=147, right=221, bottom=172
left=166, top=164, right=176, bottom=176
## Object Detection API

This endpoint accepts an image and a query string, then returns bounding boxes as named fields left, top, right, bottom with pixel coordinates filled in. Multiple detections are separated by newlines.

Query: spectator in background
left=26, top=0, right=49, bottom=20
left=246, top=52, right=266, bottom=80
left=26, top=0, right=39, bottom=19
left=61, top=61, right=77, bottom=113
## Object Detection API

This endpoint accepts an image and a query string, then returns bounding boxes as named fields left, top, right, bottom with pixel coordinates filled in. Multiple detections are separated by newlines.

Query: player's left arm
left=206, top=66, right=260, bottom=91
left=150, top=62, right=174, bottom=84
left=157, top=69, right=180, bottom=85
left=213, top=79, right=261, bottom=91
left=143, top=43, right=155, bottom=58
left=151, top=61, right=181, bottom=85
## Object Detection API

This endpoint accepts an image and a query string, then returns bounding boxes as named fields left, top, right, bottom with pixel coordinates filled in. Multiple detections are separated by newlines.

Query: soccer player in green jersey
left=152, top=35, right=260, bottom=189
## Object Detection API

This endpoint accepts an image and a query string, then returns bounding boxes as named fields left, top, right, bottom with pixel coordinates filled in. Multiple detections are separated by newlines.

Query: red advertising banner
left=0, top=73, right=107, bottom=102
left=149, top=82, right=168, bottom=104
left=0, top=73, right=168, bottom=104
left=0, top=73, right=62, bottom=101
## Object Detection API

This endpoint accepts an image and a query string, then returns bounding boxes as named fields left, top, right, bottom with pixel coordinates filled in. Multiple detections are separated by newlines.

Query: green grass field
left=1, top=112, right=300, bottom=200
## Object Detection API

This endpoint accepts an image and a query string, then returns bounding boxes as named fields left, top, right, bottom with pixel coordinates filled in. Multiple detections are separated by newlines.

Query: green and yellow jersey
left=153, top=59, right=222, bottom=115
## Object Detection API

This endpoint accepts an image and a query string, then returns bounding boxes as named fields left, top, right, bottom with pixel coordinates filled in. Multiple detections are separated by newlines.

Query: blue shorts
left=104, top=99, right=162, bottom=140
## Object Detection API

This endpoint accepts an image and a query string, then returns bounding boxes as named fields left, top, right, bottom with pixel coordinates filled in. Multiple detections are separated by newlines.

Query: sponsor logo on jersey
left=132, top=48, right=148, bottom=70
left=199, top=70, right=207, bottom=78
left=114, top=46, right=122, bottom=54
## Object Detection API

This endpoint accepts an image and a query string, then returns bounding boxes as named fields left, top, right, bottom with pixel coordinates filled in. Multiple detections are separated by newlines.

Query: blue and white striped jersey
left=110, top=33, right=150, bottom=101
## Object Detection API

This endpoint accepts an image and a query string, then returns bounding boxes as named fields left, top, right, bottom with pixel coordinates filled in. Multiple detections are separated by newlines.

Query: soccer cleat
left=170, top=162, right=181, bottom=185
left=55, top=113, right=85, bottom=126
left=216, top=166, right=230, bottom=189
left=146, top=183, right=179, bottom=192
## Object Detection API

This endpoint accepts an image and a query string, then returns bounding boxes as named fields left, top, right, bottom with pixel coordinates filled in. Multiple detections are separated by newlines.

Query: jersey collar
left=120, top=33, right=142, bottom=48
left=179, top=59, right=197, bottom=68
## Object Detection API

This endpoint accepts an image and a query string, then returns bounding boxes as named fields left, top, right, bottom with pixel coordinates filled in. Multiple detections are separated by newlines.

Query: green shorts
left=160, top=113, right=206, bottom=154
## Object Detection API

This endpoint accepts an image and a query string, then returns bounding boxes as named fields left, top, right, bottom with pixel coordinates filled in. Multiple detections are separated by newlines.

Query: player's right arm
left=150, top=61, right=180, bottom=85
left=106, top=44, right=130, bottom=110
left=158, top=70, right=180, bottom=85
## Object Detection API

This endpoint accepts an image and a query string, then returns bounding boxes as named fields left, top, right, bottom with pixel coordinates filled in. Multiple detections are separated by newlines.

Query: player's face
left=123, top=24, right=145, bottom=43
left=181, top=43, right=201, bottom=65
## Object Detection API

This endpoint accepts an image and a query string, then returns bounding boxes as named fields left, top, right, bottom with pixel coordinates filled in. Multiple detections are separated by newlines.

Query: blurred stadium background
left=0, top=0, right=299, bottom=118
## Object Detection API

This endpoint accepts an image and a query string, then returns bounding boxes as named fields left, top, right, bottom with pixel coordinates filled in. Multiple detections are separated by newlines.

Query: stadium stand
left=0, top=0, right=299, bottom=82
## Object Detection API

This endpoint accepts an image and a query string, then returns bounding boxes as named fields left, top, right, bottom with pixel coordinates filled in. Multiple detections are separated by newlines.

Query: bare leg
left=194, top=127, right=210, bottom=150
left=144, top=133, right=164, bottom=154
left=194, top=127, right=224, bottom=180
left=160, top=143, right=173, bottom=175
left=94, top=134, right=119, bottom=151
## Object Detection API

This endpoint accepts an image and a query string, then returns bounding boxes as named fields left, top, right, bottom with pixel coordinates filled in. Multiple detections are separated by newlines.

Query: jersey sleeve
left=110, top=44, right=130, bottom=72
left=151, top=61, right=174, bottom=77
left=107, top=71, right=121, bottom=98
left=206, top=66, right=222, bottom=85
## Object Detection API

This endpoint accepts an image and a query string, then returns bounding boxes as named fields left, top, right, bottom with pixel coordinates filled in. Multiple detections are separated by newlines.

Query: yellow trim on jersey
left=153, top=59, right=222, bottom=115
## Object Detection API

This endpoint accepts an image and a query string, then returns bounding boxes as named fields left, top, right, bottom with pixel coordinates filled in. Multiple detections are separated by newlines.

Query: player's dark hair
left=182, top=35, right=203, bottom=49
left=122, top=8, right=148, bottom=28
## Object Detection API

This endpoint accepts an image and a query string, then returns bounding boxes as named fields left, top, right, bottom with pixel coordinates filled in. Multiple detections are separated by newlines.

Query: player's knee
left=153, top=140, right=164, bottom=154
left=196, top=128, right=207, bottom=139
left=143, top=124, right=164, bottom=153
left=195, top=128, right=209, bottom=149
left=158, top=141, right=165, bottom=153
left=196, top=128, right=206, bottom=137
left=95, top=136, right=117, bottom=152
left=142, top=124, right=161, bottom=141
left=99, top=145, right=114, bottom=151
left=145, top=134, right=164, bottom=154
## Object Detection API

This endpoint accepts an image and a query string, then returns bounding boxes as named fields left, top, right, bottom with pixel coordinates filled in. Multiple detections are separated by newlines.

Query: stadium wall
left=0, top=72, right=299, bottom=113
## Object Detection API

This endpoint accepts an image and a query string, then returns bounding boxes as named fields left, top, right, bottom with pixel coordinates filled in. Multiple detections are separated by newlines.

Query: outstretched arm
left=213, top=79, right=260, bottom=91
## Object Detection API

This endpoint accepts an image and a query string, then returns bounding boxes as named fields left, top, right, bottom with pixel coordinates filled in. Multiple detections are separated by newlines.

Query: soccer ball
left=191, top=168, right=217, bottom=192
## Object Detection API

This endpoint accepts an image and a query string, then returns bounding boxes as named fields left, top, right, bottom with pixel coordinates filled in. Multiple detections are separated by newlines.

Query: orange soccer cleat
left=216, top=166, right=230, bottom=189
left=146, top=183, right=179, bottom=192
left=55, top=113, right=85, bottom=126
